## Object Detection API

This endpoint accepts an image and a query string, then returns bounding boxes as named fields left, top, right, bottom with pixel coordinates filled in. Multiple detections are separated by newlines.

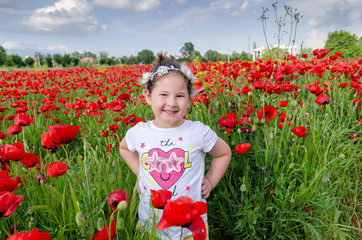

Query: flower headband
left=139, top=64, right=196, bottom=85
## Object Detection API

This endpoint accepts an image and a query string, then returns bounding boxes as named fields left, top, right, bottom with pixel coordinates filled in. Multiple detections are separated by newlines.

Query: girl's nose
left=167, top=97, right=177, bottom=106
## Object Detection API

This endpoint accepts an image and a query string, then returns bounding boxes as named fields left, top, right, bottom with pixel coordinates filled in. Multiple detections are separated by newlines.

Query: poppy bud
left=116, top=218, right=124, bottom=230
left=338, top=154, right=345, bottom=159
left=76, top=212, right=86, bottom=227
left=117, top=201, right=128, bottom=211
left=135, top=221, right=142, bottom=231
left=97, top=218, right=105, bottom=231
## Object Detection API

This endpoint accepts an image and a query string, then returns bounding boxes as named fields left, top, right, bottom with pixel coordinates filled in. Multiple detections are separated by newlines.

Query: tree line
left=0, top=30, right=361, bottom=68
left=0, top=42, right=252, bottom=69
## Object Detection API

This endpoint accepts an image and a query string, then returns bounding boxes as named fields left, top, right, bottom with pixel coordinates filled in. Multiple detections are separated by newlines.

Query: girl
left=119, top=52, right=231, bottom=240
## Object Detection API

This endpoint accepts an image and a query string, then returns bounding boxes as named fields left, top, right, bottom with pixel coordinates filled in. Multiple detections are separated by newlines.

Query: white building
left=252, top=44, right=297, bottom=61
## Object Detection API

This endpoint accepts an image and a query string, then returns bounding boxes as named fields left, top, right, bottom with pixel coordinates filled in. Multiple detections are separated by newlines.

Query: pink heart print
left=146, top=148, right=186, bottom=190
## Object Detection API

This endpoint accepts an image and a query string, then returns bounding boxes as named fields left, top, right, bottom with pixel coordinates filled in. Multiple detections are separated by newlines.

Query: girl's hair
left=145, top=52, right=193, bottom=96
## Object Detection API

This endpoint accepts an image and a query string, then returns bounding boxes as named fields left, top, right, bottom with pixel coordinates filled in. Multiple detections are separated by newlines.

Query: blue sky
left=0, top=0, right=361, bottom=58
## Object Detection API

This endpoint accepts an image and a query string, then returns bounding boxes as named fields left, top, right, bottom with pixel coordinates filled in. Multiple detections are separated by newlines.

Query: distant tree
left=180, top=42, right=195, bottom=61
left=71, top=51, right=82, bottom=60
left=82, top=51, right=97, bottom=59
left=24, top=57, right=35, bottom=67
left=239, top=51, right=252, bottom=61
left=204, top=49, right=222, bottom=62
left=71, top=57, right=80, bottom=66
left=137, top=49, right=155, bottom=64
left=6, top=54, right=25, bottom=67
left=127, top=55, right=139, bottom=65
left=61, top=54, right=71, bottom=67
left=0, top=45, right=6, bottom=66
left=44, top=54, right=53, bottom=68
left=106, top=57, right=116, bottom=66
left=324, top=30, right=361, bottom=58
left=53, top=54, right=62, bottom=66
left=99, top=52, right=108, bottom=65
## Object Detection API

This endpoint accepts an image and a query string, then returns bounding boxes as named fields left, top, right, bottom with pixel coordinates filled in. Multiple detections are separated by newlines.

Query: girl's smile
left=143, top=72, right=189, bottom=128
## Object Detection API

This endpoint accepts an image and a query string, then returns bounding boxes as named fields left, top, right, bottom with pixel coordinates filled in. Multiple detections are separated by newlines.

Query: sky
left=0, top=0, right=361, bottom=58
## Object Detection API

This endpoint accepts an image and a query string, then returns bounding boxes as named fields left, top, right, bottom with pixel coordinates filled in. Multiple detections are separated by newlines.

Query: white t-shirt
left=124, top=120, right=218, bottom=239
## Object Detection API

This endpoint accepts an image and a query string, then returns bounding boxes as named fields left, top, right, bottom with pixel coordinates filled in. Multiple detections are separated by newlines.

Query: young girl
left=119, top=52, right=231, bottom=240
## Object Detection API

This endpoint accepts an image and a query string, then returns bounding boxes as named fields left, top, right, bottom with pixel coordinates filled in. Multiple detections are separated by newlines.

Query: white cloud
left=209, top=0, right=236, bottom=12
left=23, top=0, right=102, bottom=35
left=159, top=7, right=211, bottom=32
left=241, top=1, right=249, bottom=12
left=93, top=0, right=161, bottom=11
left=304, top=29, right=327, bottom=49
left=47, top=45, right=71, bottom=53
left=1, top=41, right=25, bottom=50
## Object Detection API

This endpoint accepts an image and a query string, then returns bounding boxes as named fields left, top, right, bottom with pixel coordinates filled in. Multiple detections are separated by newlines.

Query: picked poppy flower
left=315, top=94, right=330, bottom=105
left=0, top=131, right=6, bottom=139
left=41, top=132, right=62, bottom=153
left=92, top=219, right=117, bottom=240
left=233, top=143, right=251, bottom=154
left=6, top=228, right=51, bottom=240
left=14, top=113, right=33, bottom=126
left=47, top=162, right=68, bottom=177
left=0, top=191, right=24, bottom=218
left=151, top=189, right=172, bottom=209
left=157, top=196, right=207, bottom=240
left=278, top=100, right=288, bottom=107
left=257, top=105, right=277, bottom=123
left=48, top=124, right=80, bottom=144
left=36, top=172, right=48, bottom=185
left=7, top=124, right=22, bottom=135
left=108, top=189, right=129, bottom=214
left=292, top=126, right=309, bottom=137
left=0, top=142, right=33, bottom=162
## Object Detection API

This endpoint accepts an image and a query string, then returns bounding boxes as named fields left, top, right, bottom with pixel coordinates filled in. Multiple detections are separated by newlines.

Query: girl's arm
left=202, top=137, right=231, bottom=199
left=119, top=138, right=139, bottom=178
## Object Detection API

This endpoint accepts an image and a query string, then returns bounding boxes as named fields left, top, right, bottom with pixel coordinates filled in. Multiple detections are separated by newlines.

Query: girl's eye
left=160, top=94, right=167, bottom=96
left=177, top=95, right=185, bottom=98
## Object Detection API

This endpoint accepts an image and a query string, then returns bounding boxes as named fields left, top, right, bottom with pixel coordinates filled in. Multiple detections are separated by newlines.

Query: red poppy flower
left=157, top=196, right=207, bottom=240
left=0, top=131, right=6, bottom=139
left=47, top=162, right=68, bottom=177
left=108, top=189, right=129, bottom=214
left=92, top=219, right=117, bottom=240
left=7, top=124, right=22, bottom=135
left=0, top=191, right=24, bottom=218
left=101, top=130, right=109, bottom=137
left=151, top=189, right=172, bottom=209
left=36, top=172, right=48, bottom=185
left=21, top=155, right=40, bottom=168
left=218, top=113, right=237, bottom=128
left=14, top=113, right=33, bottom=126
left=0, top=142, right=33, bottom=162
left=48, top=124, right=80, bottom=144
left=292, top=126, right=309, bottom=137
left=41, top=132, right=62, bottom=152
left=0, top=170, right=18, bottom=192
left=257, top=105, right=277, bottom=123
left=278, top=100, right=288, bottom=107
left=315, top=94, right=330, bottom=105
left=302, top=53, right=308, bottom=58
left=234, top=143, right=251, bottom=154
left=6, top=228, right=51, bottom=240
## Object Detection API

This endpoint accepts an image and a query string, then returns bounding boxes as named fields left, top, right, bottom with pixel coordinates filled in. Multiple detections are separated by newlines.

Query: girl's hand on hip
left=201, top=177, right=212, bottom=199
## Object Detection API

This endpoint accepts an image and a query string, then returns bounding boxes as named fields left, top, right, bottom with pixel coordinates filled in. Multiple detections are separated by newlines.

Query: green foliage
left=0, top=45, right=6, bottom=66
left=5, top=54, right=25, bottom=67
left=324, top=30, right=362, bottom=58
left=24, top=57, right=35, bottom=67
left=180, top=42, right=195, bottom=61
left=137, top=49, right=155, bottom=64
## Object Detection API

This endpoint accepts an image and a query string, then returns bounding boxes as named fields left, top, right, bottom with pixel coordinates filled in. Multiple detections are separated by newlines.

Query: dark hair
left=145, top=52, right=193, bottom=96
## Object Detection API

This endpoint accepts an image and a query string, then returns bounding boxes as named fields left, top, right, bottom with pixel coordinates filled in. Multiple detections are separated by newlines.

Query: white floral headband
left=139, top=64, right=196, bottom=85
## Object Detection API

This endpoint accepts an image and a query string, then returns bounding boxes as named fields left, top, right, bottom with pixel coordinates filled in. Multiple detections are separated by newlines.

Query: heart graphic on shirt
left=145, top=148, right=187, bottom=190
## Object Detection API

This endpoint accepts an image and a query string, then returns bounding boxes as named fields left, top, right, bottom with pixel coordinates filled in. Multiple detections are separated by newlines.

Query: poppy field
left=0, top=50, right=361, bottom=239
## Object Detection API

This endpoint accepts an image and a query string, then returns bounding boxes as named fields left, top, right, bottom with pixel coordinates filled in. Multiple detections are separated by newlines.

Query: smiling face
left=144, top=72, right=189, bottom=128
